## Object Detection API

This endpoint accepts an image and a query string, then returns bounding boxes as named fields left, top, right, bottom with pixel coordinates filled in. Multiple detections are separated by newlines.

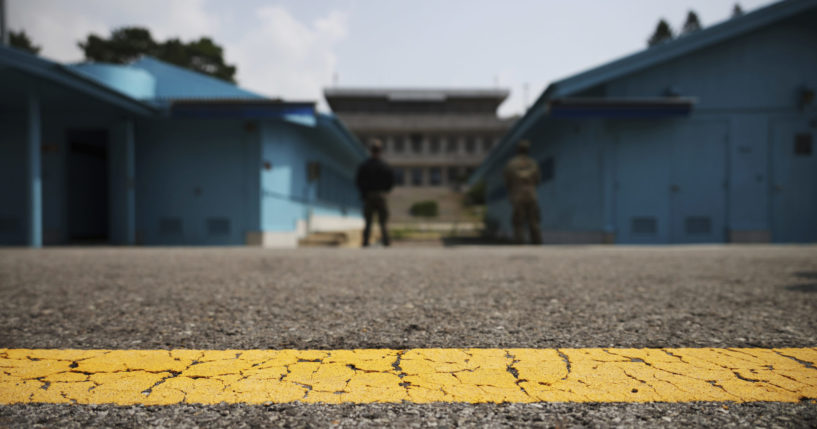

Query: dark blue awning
left=170, top=99, right=315, bottom=120
left=547, top=97, right=695, bottom=119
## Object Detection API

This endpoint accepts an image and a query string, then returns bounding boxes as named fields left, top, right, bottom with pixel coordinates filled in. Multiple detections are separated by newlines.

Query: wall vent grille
left=207, top=217, right=230, bottom=236
left=685, top=216, right=712, bottom=235
left=159, top=217, right=183, bottom=236
left=0, top=216, right=20, bottom=233
left=631, top=217, right=657, bottom=235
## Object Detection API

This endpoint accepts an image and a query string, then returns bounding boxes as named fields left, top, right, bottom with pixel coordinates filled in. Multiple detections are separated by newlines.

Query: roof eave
left=0, top=47, right=159, bottom=116
left=318, top=113, right=368, bottom=161
left=468, top=82, right=556, bottom=185
left=470, top=0, right=817, bottom=184
left=549, top=0, right=817, bottom=98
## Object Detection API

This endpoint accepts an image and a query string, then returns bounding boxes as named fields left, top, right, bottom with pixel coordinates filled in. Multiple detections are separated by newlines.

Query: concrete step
left=298, top=232, right=349, bottom=247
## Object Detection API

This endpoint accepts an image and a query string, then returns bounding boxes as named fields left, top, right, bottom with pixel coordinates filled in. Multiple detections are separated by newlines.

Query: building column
left=124, top=119, right=136, bottom=245
left=27, top=92, right=42, bottom=248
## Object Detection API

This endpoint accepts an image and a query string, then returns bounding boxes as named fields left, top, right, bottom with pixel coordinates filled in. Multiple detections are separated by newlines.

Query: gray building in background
left=324, top=88, right=514, bottom=188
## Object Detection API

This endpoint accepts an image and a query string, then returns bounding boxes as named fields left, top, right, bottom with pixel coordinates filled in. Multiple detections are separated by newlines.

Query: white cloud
left=7, top=0, right=219, bottom=63
left=7, top=0, right=107, bottom=62
left=9, top=1, right=347, bottom=106
left=226, top=6, right=349, bottom=108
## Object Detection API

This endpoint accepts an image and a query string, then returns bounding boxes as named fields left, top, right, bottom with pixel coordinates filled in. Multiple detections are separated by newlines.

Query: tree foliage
left=647, top=19, right=674, bottom=47
left=409, top=201, right=439, bottom=218
left=732, top=3, right=745, bottom=18
left=9, top=30, right=40, bottom=54
left=78, top=27, right=237, bottom=83
left=464, top=181, right=486, bottom=206
left=681, top=11, right=703, bottom=35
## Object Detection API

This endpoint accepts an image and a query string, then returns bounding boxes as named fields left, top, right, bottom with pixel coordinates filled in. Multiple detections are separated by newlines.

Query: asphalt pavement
left=1, top=245, right=816, bottom=427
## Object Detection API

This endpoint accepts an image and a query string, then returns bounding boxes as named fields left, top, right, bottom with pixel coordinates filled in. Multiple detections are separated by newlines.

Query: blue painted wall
left=484, top=119, right=606, bottom=242
left=135, top=118, right=260, bottom=245
left=2, top=51, right=364, bottom=247
left=259, top=118, right=361, bottom=233
left=0, top=108, right=135, bottom=245
left=0, top=115, right=27, bottom=245
left=480, top=8, right=817, bottom=243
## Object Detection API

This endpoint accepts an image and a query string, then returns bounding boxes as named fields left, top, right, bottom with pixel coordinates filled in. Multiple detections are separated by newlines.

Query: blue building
left=472, top=0, right=817, bottom=244
left=0, top=47, right=366, bottom=247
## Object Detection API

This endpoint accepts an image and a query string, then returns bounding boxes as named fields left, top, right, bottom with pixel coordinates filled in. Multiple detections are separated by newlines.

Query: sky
left=8, top=0, right=778, bottom=117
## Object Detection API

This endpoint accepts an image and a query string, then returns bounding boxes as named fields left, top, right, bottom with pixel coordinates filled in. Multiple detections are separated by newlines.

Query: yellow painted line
left=1, top=348, right=816, bottom=405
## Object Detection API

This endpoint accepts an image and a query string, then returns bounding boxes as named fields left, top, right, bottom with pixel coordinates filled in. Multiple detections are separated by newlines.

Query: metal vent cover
left=685, top=216, right=712, bottom=235
left=0, top=216, right=20, bottom=233
left=158, top=217, right=183, bottom=235
left=631, top=217, right=657, bottom=235
left=207, top=217, right=230, bottom=236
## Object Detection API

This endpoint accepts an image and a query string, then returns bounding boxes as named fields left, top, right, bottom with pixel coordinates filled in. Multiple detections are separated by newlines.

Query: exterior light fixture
left=799, top=86, right=815, bottom=110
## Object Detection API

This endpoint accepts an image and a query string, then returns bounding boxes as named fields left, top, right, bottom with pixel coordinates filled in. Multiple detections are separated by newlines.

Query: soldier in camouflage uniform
left=504, top=139, right=543, bottom=244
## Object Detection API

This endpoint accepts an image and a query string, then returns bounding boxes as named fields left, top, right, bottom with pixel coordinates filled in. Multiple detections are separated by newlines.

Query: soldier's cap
left=517, top=139, right=531, bottom=151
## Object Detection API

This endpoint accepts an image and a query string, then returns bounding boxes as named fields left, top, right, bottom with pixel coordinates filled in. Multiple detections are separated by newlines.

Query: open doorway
left=66, top=129, right=109, bottom=244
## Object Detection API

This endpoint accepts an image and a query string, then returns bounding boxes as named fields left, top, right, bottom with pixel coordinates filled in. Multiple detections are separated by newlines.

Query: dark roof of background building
left=324, top=88, right=510, bottom=101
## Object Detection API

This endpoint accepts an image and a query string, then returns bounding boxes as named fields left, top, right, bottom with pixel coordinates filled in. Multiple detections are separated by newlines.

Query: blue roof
left=128, top=56, right=264, bottom=101
left=0, top=44, right=158, bottom=115
left=316, top=112, right=368, bottom=162
left=545, top=0, right=817, bottom=99
left=470, top=0, right=817, bottom=184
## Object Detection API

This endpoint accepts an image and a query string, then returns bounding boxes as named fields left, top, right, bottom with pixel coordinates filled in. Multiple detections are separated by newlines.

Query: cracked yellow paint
left=1, top=348, right=816, bottom=405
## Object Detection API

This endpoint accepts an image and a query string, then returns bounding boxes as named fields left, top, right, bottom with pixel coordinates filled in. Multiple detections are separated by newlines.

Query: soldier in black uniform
left=355, top=139, right=395, bottom=247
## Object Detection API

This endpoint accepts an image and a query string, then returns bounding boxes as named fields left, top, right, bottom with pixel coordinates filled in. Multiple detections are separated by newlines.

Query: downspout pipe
left=0, top=0, right=8, bottom=46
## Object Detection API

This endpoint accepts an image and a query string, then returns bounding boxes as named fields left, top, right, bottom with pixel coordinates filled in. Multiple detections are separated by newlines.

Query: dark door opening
left=66, top=129, right=109, bottom=244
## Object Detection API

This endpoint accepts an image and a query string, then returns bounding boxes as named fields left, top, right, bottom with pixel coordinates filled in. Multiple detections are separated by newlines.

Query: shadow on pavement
left=784, top=272, right=817, bottom=293
left=441, top=236, right=514, bottom=246
left=784, top=284, right=817, bottom=293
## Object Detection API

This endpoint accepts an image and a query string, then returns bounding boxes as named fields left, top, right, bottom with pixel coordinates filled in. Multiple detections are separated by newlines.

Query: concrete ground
left=1, top=245, right=816, bottom=427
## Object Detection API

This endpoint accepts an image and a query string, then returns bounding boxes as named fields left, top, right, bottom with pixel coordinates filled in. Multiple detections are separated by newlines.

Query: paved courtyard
left=1, top=245, right=816, bottom=427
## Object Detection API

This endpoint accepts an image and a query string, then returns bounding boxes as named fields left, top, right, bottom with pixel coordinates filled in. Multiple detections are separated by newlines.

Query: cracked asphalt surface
left=1, top=245, right=817, bottom=427
left=3, top=347, right=815, bottom=405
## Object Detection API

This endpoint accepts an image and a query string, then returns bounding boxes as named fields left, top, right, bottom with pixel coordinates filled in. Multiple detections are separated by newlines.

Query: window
left=429, top=167, right=442, bottom=186
left=371, top=136, right=384, bottom=152
left=795, top=133, right=813, bottom=156
left=411, top=167, right=423, bottom=186
left=540, top=157, right=555, bottom=183
left=631, top=217, right=657, bottom=235
left=429, top=137, right=440, bottom=154
left=465, top=137, right=476, bottom=154
left=446, top=138, right=459, bottom=153
left=306, top=161, right=321, bottom=182
left=393, top=137, right=405, bottom=153
left=394, top=168, right=405, bottom=186
left=411, top=134, right=423, bottom=154
left=447, top=166, right=461, bottom=184
left=482, top=137, right=493, bottom=153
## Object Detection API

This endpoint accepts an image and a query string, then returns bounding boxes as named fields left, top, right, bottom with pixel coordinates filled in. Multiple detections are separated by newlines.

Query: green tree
left=681, top=11, right=703, bottom=35
left=731, top=3, right=745, bottom=18
left=464, top=181, right=485, bottom=206
left=9, top=30, right=40, bottom=54
left=647, top=19, right=674, bottom=47
left=78, top=27, right=237, bottom=83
